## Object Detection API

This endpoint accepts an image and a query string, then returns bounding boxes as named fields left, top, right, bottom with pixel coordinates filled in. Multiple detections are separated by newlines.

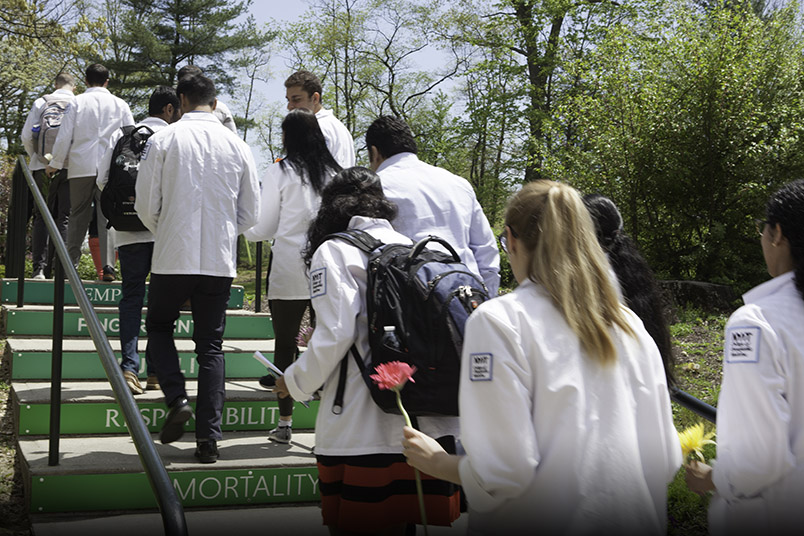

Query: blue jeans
left=146, top=274, right=232, bottom=441
left=118, top=242, right=155, bottom=376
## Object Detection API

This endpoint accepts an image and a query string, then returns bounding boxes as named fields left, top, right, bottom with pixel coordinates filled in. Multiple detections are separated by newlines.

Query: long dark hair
left=304, top=167, right=397, bottom=267
left=280, top=108, right=342, bottom=194
left=583, top=194, right=677, bottom=388
left=766, top=179, right=804, bottom=301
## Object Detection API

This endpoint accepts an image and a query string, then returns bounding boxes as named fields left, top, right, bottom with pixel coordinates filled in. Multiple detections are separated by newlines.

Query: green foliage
left=555, top=0, right=804, bottom=291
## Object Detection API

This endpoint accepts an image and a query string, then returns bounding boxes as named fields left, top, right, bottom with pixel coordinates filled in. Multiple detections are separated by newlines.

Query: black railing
left=8, top=157, right=188, bottom=536
left=671, top=388, right=717, bottom=423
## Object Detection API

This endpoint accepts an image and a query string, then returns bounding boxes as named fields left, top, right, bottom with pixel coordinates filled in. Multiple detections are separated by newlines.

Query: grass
left=667, top=307, right=728, bottom=536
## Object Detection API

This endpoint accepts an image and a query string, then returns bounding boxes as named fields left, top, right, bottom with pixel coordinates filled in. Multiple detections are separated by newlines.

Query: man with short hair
left=284, top=70, right=355, bottom=168
left=176, top=65, right=237, bottom=133
left=97, top=86, right=181, bottom=396
left=136, top=74, right=260, bottom=463
left=366, top=115, right=500, bottom=296
left=21, top=72, right=76, bottom=279
left=46, top=63, right=134, bottom=279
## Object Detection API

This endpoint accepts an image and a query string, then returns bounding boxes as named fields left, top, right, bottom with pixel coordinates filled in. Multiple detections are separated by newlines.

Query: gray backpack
left=32, top=94, right=71, bottom=166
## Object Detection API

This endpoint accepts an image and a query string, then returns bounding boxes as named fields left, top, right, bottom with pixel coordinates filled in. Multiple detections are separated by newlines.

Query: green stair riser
left=4, top=310, right=273, bottom=338
left=18, top=400, right=319, bottom=435
left=11, top=352, right=273, bottom=380
left=30, top=467, right=319, bottom=513
left=1, top=280, right=244, bottom=309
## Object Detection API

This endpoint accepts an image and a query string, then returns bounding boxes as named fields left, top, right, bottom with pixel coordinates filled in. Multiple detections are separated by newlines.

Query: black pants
left=30, top=169, right=69, bottom=275
left=269, top=299, right=310, bottom=417
left=146, top=274, right=232, bottom=441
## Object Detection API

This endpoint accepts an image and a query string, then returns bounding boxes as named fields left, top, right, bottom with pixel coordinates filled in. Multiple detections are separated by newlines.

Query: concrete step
left=20, top=431, right=319, bottom=513
left=1, top=278, right=245, bottom=309
left=1, top=304, right=273, bottom=339
left=6, top=337, right=275, bottom=380
left=13, top=380, right=318, bottom=435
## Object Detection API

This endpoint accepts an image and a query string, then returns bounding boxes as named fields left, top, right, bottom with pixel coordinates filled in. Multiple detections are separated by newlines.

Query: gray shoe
left=123, top=370, right=144, bottom=395
left=268, top=425, right=291, bottom=444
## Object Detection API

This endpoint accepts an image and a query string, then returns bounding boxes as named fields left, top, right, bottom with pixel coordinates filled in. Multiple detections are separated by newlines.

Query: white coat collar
left=84, top=86, right=110, bottom=95
left=743, top=270, right=795, bottom=305
left=180, top=111, right=219, bottom=123
left=316, top=108, right=334, bottom=119
left=376, top=152, right=418, bottom=173
left=348, top=215, right=394, bottom=232
left=138, top=116, right=168, bottom=129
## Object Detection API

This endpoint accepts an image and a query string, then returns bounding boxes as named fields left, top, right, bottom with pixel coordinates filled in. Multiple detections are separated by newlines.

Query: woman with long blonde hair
left=403, top=180, right=681, bottom=535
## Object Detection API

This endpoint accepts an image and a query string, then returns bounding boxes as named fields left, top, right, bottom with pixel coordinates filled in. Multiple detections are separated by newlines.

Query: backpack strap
left=332, top=344, right=366, bottom=415
left=324, top=229, right=384, bottom=253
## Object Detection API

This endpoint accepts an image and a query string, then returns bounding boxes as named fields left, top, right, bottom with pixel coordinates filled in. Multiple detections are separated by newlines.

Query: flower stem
left=396, top=389, right=428, bottom=536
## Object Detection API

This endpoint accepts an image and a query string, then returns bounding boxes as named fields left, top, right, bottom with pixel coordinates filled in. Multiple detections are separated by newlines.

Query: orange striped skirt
left=317, top=453, right=461, bottom=533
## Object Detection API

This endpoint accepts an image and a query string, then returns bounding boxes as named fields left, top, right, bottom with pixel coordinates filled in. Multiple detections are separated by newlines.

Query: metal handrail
left=671, top=388, right=717, bottom=423
left=12, top=156, right=188, bottom=536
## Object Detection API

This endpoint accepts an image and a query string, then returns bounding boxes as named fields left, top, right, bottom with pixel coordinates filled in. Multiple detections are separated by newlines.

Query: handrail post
left=255, top=241, right=263, bottom=313
left=11, top=162, right=28, bottom=306
left=48, top=257, right=65, bottom=466
left=16, top=156, right=188, bottom=536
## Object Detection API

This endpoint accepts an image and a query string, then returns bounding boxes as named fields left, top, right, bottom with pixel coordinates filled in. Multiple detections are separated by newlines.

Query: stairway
left=1, top=278, right=321, bottom=518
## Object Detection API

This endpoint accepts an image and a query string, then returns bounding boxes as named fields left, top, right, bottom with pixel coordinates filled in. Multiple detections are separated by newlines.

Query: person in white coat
left=274, top=168, right=461, bottom=534
left=243, top=108, right=341, bottom=444
left=284, top=70, right=356, bottom=168
left=402, top=180, right=681, bottom=536
left=686, top=179, right=804, bottom=536
left=46, top=63, right=134, bottom=275
left=366, top=116, right=500, bottom=297
left=20, top=72, right=75, bottom=279
left=97, top=86, right=181, bottom=395
left=135, top=74, right=260, bottom=463
left=177, top=65, right=237, bottom=133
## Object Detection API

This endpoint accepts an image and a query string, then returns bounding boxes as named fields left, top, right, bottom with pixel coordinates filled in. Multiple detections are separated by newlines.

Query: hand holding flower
left=685, top=459, right=715, bottom=496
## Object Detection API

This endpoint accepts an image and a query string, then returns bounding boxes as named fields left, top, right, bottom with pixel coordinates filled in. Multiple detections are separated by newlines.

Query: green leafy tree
left=558, top=0, right=804, bottom=289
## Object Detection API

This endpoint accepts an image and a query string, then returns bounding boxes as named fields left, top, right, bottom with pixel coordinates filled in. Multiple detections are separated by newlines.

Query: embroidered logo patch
left=310, top=268, right=327, bottom=298
left=141, top=139, right=152, bottom=161
left=470, top=353, right=493, bottom=381
left=725, top=326, right=761, bottom=364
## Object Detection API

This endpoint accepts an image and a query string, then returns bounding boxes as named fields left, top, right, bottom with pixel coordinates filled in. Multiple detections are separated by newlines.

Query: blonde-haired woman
left=403, top=180, right=681, bottom=535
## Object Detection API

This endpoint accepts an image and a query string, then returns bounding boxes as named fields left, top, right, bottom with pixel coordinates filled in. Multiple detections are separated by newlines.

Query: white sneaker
left=32, top=269, right=45, bottom=280
left=267, top=425, right=291, bottom=444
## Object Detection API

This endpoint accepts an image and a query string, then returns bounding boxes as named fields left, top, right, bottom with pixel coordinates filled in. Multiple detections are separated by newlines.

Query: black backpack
left=327, top=229, right=490, bottom=417
left=101, top=125, right=153, bottom=232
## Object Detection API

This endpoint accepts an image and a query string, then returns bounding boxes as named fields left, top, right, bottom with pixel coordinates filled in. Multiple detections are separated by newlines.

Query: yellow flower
left=678, top=422, right=716, bottom=462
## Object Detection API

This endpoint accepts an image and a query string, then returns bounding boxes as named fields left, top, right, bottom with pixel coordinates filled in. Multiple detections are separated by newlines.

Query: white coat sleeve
left=134, top=137, right=163, bottom=234
left=236, top=145, right=261, bottom=235
left=21, top=99, right=42, bottom=158
left=468, top=197, right=501, bottom=297
left=97, top=130, right=121, bottom=190
left=283, top=244, right=362, bottom=400
left=49, top=101, right=75, bottom=170
left=456, top=307, right=540, bottom=512
left=242, top=165, right=282, bottom=242
left=712, top=305, right=795, bottom=501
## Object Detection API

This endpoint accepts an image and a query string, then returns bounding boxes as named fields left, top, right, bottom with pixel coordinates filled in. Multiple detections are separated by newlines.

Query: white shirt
left=283, top=216, right=458, bottom=456
left=456, top=279, right=681, bottom=536
left=316, top=108, right=355, bottom=168
left=135, top=111, right=260, bottom=278
left=377, top=152, right=501, bottom=296
left=243, top=161, right=334, bottom=299
left=49, top=87, right=134, bottom=179
left=97, top=116, right=169, bottom=248
left=213, top=100, right=237, bottom=133
left=21, top=88, right=75, bottom=171
left=709, top=271, right=804, bottom=536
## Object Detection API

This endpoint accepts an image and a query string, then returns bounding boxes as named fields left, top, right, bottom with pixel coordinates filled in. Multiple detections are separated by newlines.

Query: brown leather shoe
left=146, top=375, right=161, bottom=390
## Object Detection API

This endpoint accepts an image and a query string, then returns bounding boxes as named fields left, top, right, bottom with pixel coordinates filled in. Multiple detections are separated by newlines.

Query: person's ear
left=212, top=97, right=218, bottom=111
left=312, top=92, right=321, bottom=105
left=771, top=223, right=787, bottom=247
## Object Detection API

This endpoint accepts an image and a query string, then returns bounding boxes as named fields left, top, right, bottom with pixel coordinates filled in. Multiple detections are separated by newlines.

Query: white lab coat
left=456, top=279, right=681, bottom=536
left=97, top=116, right=169, bottom=248
left=316, top=108, right=355, bottom=168
left=708, top=271, right=804, bottom=536
left=21, top=88, right=75, bottom=171
left=243, top=161, right=334, bottom=299
left=213, top=100, right=238, bottom=133
left=49, top=87, right=134, bottom=179
left=283, top=216, right=459, bottom=456
left=135, top=111, right=260, bottom=278
left=377, top=152, right=500, bottom=296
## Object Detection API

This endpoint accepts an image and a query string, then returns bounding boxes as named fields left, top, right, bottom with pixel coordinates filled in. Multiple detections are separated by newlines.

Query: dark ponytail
left=766, top=179, right=804, bottom=301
